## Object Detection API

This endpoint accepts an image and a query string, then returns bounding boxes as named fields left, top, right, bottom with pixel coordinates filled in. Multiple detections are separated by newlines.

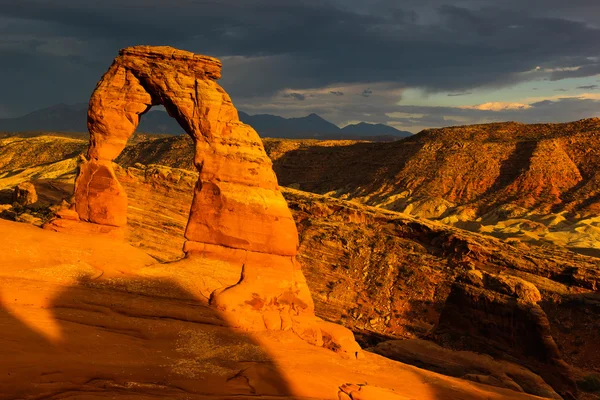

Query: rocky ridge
left=106, top=121, right=600, bottom=257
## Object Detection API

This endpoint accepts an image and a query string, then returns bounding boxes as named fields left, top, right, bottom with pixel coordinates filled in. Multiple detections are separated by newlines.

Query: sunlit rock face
left=72, top=46, right=361, bottom=356
left=75, top=46, right=297, bottom=256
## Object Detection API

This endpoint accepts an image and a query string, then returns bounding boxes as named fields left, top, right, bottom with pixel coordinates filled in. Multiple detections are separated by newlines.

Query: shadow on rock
left=0, top=275, right=294, bottom=399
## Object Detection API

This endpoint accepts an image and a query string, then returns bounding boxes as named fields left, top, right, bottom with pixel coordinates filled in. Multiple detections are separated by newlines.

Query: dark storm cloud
left=282, top=92, right=306, bottom=101
left=549, top=63, right=600, bottom=81
left=1, top=0, right=600, bottom=116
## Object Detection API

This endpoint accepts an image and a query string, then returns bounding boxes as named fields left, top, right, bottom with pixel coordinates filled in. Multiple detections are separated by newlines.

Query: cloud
left=460, top=102, right=531, bottom=111
left=234, top=82, right=403, bottom=126
left=577, top=84, right=599, bottom=90
left=0, top=0, right=600, bottom=123
left=330, top=91, right=344, bottom=96
left=1, top=0, right=600, bottom=118
left=0, top=103, right=12, bottom=118
left=549, top=63, right=600, bottom=81
left=447, top=92, right=472, bottom=96
left=282, top=92, right=306, bottom=101
left=376, top=96, right=600, bottom=132
left=554, top=88, right=567, bottom=91
left=237, top=83, right=600, bottom=133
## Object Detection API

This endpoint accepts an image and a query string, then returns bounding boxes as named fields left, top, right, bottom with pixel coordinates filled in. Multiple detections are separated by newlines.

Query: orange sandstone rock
left=13, top=182, right=38, bottom=205
left=71, top=45, right=358, bottom=354
left=76, top=45, right=297, bottom=256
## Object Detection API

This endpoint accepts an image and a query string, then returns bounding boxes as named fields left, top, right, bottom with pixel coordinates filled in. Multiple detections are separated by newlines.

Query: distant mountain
left=0, top=104, right=411, bottom=140
left=0, top=103, right=89, bottom=132
left=341, top=122, right=411, bottom=137
left=237, top=111, right=340, bottom=138
left=238, top=111, right=411, bottom=140
left=138, top=110, right=183, bottom=134
left=0, top=103, right=185, bottom=135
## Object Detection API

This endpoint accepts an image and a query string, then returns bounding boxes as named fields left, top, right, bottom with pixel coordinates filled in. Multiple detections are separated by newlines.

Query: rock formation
left=370, top=339, right=561, bottom=399
left=72, top=46, right=359, bottom=356
left=432, top=271, right=578, bottom=399
left=76, top=45, right=297, bottom=254
left=13, top=182, right=37, bottom=205
left=6, top=131, right=600, bottom=397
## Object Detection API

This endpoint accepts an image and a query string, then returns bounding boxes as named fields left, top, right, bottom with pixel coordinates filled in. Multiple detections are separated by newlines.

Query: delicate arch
left=70, top=46, right=362, bottom=356
left=74, top=46, right=297, bottom=256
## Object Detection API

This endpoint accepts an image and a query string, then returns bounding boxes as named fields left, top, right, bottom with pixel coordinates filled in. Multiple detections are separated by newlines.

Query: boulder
left=13, top=182, right=38, bottom=205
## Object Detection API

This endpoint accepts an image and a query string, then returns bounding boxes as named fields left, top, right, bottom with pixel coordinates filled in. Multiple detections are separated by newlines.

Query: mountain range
left=0, top=103, right=412, bottom=140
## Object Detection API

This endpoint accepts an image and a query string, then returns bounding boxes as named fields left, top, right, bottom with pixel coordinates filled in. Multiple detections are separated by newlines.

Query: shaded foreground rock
left=67, top=45, right=360, bottom=355
left=433, top=270, right=578, bottom=399
left=13, top=182, right=37, bottom=205
left=370, top=339, right=561, bottom=399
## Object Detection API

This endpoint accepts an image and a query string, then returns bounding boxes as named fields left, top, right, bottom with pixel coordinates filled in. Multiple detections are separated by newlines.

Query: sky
left=1, top=0, right=600, bottom=132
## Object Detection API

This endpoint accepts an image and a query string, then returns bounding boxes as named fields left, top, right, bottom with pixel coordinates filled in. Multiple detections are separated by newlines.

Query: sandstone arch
left=73, top=46, right=361, bottom=356
left=75, top=46, right=296, bottom=256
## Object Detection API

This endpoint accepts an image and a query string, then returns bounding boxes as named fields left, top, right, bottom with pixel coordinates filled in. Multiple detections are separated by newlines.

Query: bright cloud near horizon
left=1, top=0, right=600, bottom=132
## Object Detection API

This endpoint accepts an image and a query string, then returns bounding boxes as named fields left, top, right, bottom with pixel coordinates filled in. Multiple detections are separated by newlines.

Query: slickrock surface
left=0, top=219, right=545, bottom=400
